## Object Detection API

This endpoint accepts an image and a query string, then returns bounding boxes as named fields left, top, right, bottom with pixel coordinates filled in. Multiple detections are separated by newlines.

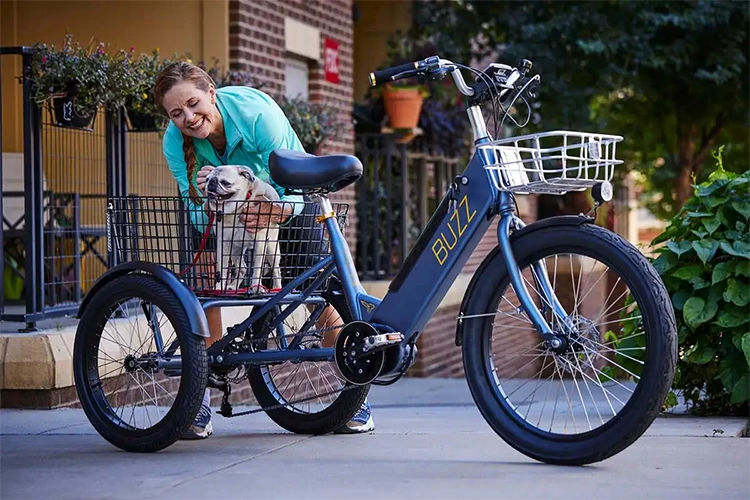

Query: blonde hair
left=154, top=61, right=215, bottom=205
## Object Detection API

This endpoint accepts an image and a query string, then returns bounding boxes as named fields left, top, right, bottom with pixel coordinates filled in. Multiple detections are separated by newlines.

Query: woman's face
left=161, top=81, right=218, bottom=139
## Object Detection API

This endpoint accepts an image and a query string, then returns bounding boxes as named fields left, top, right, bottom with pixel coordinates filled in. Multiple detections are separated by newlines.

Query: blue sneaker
left=334, top=399, right=375, bottom=434
left=180, top=402, right=213, bottom=440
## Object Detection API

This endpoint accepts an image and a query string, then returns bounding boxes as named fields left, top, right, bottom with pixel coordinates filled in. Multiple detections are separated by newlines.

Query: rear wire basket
left=479, top=130, right=624, bottom=195
left=106, top=196, right=349, bottom=298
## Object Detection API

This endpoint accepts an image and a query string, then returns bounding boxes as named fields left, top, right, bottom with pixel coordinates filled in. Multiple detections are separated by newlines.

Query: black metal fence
left=1, top=46, right=174, bottom=331
left=355, top=133, right=464, bottom=281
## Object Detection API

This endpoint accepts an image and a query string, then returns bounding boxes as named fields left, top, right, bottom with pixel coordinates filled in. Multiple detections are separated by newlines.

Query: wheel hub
left=552, top=315, right=601, bottom=373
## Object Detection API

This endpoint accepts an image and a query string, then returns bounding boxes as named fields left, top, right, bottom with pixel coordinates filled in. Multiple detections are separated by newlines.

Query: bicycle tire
left=246, top=295, right=370, bottom=434
left=461, top=222, right=677, bottom=465
left=73, top=274, right=208, bottom=452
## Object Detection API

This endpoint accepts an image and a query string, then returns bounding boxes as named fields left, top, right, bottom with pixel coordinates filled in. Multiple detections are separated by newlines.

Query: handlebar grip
left=368, top=62, right=419, bottom=86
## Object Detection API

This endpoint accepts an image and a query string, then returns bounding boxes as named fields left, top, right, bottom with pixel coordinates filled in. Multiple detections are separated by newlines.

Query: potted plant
left=27, top=34, right=110, bottom=130
left=275, top=96, right=349, bottom=155
left=124, top=49, right=172, bottom=132
left=376, top=34, right=431, bottom=131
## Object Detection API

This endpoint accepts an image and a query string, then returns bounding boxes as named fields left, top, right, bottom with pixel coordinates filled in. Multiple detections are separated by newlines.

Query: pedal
left=362, top=332, right=404, bottom=353
left=214, top=376, right=233, bottom=417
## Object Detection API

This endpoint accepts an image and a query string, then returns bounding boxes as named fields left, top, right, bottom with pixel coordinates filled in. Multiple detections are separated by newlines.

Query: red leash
left=178, top=191, right=284, bottom=295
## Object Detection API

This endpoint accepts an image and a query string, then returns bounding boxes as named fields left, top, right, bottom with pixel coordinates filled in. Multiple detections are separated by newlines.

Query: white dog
left=204, top=165, right=283, bottom=292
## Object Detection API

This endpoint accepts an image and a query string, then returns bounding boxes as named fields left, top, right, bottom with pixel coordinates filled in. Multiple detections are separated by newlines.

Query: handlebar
left=368, top=56, right=476, bottom=96
left=368, top=56, right=535, bottom=103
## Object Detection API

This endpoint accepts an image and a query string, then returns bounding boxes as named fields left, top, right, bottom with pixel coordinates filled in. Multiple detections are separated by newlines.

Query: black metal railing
left=1, top=46, right=173, bottom=331
left=355, top=133, right=464, bottom=281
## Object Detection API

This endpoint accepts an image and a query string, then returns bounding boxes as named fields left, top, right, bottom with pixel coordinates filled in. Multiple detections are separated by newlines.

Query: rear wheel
left=73, top=274, right=207, bottom=452
left=246, top=294, right=370, bottom=434
left=461, top=223, right=677, bottom=465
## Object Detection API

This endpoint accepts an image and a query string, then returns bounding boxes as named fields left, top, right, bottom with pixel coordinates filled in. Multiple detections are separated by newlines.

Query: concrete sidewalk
left=1, top=378, right=748, bottom=500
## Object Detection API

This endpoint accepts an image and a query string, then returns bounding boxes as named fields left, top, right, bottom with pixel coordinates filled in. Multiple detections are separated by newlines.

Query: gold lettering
left=432, top=238, right=448, bottom=265
left=443, top=219, right=458, bottom=250
left=460, top=195, right=476, bottom=225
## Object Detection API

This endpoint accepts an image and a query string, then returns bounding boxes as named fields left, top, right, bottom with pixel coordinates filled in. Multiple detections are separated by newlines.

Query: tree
left=412, top=0, right=749, bottom=217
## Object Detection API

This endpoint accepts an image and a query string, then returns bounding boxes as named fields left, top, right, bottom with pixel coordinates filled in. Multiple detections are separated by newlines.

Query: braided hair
left=153, top=61, right=216, bottom=206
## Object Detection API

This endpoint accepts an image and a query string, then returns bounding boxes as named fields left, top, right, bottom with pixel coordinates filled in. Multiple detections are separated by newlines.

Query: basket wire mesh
left=106, top=196, right=348, bottom=297
left=479, top=130, right=624, bottom=195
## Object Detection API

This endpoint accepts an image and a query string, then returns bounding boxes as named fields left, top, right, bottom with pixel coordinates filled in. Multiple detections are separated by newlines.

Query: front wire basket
left=478, top=130, right=624, bottom=195
left=106, top=196, right=349, bottom=298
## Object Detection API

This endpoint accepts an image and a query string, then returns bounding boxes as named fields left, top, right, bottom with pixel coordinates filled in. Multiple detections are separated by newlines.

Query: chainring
left=334, top=321, right=385, bottom=385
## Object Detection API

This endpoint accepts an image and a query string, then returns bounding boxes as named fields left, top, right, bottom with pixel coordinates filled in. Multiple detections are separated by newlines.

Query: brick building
left=1, top=0, right=618, bottom=407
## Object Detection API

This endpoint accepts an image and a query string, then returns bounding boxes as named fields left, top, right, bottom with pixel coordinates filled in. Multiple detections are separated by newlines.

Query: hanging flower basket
left=50, top=84, right=97, bottom=130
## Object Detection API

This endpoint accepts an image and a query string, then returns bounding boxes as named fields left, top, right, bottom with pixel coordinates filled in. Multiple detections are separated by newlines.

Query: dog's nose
left=207, top=177, right=218, bottom=188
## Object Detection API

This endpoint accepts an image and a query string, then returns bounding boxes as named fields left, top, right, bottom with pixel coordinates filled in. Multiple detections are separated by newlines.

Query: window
left=285, top=56, right=309, bottom=100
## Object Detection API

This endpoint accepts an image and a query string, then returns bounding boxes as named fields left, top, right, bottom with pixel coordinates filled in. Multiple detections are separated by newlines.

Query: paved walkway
left=1, top=378, right=748, bottom=499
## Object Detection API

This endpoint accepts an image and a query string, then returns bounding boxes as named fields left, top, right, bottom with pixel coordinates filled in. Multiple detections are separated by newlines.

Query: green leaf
left=663, top=391, right=678, bottom=409
left=652, top=251, right=678, bottom=275
left=701, top=217, right=721, bottom=235
left=651, top=224, right=678, bottom=245
left=683, top=297, right=718, bottom=330
left=691, top=229, right=708, bottom=239
left=724, top=230, right=743, bottom=241
left=671, top=265, right=703, bottom=280
left=703, top=195, right=729, bottom=210
left=672, top=289, right=692, bottom=310
left=717, top=305, right=749, bottom=328
left=712, top=261, right=735, bottom=284
left=720, top=240, right=750, bottom=259
left=736, top=221, right=747, bottom=233
left=732, top=200, right=750, bottom=219
left=730, top=373, right=749, bottom=404
left=686, top=343, right=715, bottom=364
left=696, top=179, right=730, bottom=197
left=692, top=240, right=719, bottom=265
left=737, top=260, right=750, bottom=278
left=666, top=240, right=693, bottom=257
left=724, top=279, right=750, bottom=307
left=742, top=333, right=750, bottom=369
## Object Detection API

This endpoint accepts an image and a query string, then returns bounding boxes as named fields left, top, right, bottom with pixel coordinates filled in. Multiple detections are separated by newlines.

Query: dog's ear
left=237, top=167, right=256, bottom=184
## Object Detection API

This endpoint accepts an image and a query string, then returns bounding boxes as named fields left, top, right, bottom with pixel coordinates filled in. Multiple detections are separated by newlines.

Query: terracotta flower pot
left=382, top=85, right=424, bottom=130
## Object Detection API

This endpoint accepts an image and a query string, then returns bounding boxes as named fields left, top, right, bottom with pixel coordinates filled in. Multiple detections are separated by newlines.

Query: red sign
left=324, top=37, right=339, bottom=84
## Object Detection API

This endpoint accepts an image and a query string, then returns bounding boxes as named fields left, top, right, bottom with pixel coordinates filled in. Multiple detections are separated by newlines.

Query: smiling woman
left=151, top=61, right=376, bottom=439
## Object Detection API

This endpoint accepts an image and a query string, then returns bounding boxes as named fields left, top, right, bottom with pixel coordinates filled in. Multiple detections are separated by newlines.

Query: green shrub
left=649, top=146, right=749, bottom=415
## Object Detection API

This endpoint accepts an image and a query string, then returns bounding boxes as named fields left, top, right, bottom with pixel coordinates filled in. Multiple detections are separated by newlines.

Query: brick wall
left=228, top=0, right=358, bottom=254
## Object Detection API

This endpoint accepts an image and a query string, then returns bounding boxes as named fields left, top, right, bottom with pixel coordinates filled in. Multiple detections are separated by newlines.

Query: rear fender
left=77, top=261, right=210, bottom=338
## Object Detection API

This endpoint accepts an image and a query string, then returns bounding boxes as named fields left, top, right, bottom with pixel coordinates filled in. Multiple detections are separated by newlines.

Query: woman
left=153, top=61, right=374, bottom=439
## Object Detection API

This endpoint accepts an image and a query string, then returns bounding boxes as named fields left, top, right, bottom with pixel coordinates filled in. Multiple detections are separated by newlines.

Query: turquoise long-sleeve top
left=162, top=85, right=306, bottom=232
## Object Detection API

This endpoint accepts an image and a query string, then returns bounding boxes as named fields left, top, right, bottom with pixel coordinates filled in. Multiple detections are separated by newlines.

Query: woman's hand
left=196, top=166, right=215, bottom=195
left=239, top=197, right=293, bottom=233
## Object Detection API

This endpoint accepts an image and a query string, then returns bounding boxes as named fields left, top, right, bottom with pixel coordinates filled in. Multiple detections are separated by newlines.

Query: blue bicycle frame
left=200, top=103, right=568, bottom=369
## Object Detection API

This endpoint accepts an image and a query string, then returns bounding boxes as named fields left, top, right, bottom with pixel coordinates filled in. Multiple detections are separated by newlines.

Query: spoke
left=580, top=344, right=618, bottom=417
left=587, top=338, right=646, bottom=367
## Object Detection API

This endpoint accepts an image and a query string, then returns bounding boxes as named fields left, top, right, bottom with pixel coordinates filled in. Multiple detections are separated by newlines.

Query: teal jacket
left=162, top=86, right=305, bottom=232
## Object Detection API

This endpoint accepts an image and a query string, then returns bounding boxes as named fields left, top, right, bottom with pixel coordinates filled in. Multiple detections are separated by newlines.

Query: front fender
left=77, top=261, right=210, bottom=338
left=455, top=215, right=594, bottom=346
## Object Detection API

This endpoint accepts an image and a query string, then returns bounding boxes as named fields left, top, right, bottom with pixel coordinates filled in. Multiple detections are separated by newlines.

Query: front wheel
left=461, top=222, right=677, bottom=465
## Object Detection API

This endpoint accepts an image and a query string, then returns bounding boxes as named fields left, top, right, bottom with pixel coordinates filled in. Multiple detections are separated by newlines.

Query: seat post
left=311, top=193, right=366, bottom=309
